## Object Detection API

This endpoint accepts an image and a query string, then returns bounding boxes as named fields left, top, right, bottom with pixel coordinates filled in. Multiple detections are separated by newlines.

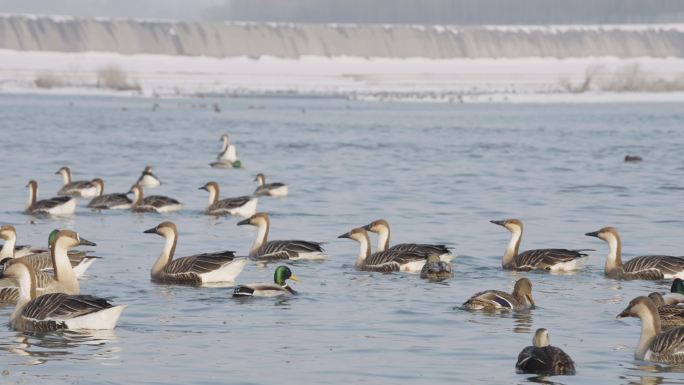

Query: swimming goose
left=233, top=265, right=299, bottom=297
left=218, top=134, right=238, bottom=163
left=462, top=278, right=535, bottom=311
left=338, top=227, right=430, bottom=273
left=420, top=254, right=453, bottom=281
left=87, top=178, right=132, bottom=210
left=516, top=328, right=576, bottom=375
left=237, top=213, right=326, bottom=262
left=585, top=227, right=684, bottom=280
left=56, top=166, right=98, bottom=198
left=253, top=173, right=288, bottom=197
left=25, top=180, right=76, bottom=215
left=0, top=260, right=125, bottom=332
left=362, top=219, right=453, bottom=262
left=491, top=219, right=589, bottom=272
left=129, top=184, right=183, bottom=213
left=647, top=293, right=684, bottom=330
left=144, top=221, right=248, bottom=285
left=617, top=296, right=684, bottom=364
left=199, top=181, right=257, bottom=218
left=136, top=166, right=161, bottom=189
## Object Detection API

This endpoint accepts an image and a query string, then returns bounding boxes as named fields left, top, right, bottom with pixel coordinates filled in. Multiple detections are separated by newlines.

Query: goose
left=217, top=134, right=238, bottom=163
left=617, top=296, right=684, bottom=364
left=237, top=213, right=326, bottom=262
left=233, top=265, right=298, bottom=297
left=0, top=260, right=125, bottom=332
left=362, top=219, right=453, bottom=262
left=647, top=293, right=684, bottom=330
left=491, top=219, right=589, bottom=272
left=56, top=166, right=98, bottom=198
left=199, top=181, right=257, bottom=218
left=585, top=227, right=684, bottom=280
left=516, top=328, right=576, bottom=375
left=420, top=254, right=453, bottom=281
left=87, top=178, right=132, bottom=210
left=462, top=278, right=535, bottom=311
left=253, top=173, right=288, bottom=197
left=337, top=227, right=430, bottom=273
left=136, top=166, right=161, bottom=189
left=129, top=184, right=183, bottom=213
left=25, top=180, right=76, bottom=215
left=144, top=221, right=248, bottom=285
left=0, top=226, right=97, bottom=278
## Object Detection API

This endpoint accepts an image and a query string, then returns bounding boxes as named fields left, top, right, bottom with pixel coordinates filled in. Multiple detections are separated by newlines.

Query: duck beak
left=289, top=274, right=300, bottom=282
left=490, top=220, right=506, bottom=227
left=585, top=231, right=599, bottom=238
left=337, top=231, right=351, bottom=239
left=78, top=237, right=96, bottom=247
left=143, top=227, right=158, bottom=234
left=237, top=218, right=251, bottom=226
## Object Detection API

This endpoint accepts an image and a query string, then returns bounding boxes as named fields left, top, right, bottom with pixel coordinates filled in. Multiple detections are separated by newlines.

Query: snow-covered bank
left=1, top=50, right=683, bottom=102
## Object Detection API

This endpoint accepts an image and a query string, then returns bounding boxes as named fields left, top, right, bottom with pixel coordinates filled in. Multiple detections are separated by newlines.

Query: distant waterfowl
left=491, top=219, right=589, bottom=272
left=647, top=293, right=684, bottom=330
left=253, top=173, right=288, bottom=197
left=337, top=227, right=430, bottom=273
left=144, top=221, right=247, bottom=285
left=233, top=266, right=298, bottom=297
left=362, top=219, right=453, bottom=262
left=217, top=134, right=238, bottom=163
left=56, top=166, right=98, bottom=198
left=624, top=155, right=643, bottom=162
left=237, top=213, right=326, bottom=262
left=585, top=227, right=684, bottom=280
left=420, top=254, right=453, bottom=281
left=462, top=278, right=534, bottom=311
left=199, top=181, right=257, bottom=217
left=25, top=180, right=76, bottom=215
left=0, top=260, right=125, bottom=332
left=136, top=166, right=161, bottom=189
left=129, top=184, right=183, bottom=213
left=516, top=328, right=576, bottom=375
left=87, top=178, right=132, bottom=210
left=617, top=296, right=684, bottom=364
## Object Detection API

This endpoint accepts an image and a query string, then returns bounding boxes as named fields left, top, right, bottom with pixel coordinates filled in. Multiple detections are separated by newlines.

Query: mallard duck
left=129, top=184, right=183, bottom=213
left=0, top=260, right=125, bottom=332
left=586, top=227, right=684, bottom=280
left=144, top=221, right=247, bottom=285
left=420, top=254, right=453, bottom=281
left=199, top=181, right=257, bottom=217
left=87, top=178, right=132, bottom=209
left=233, top=266, right=298, bottom=297
left=55, top=166, right=98, bottom=198
left=664, top=278, right=684, bottom=305
left=338, top=227, right=429, bottom=273
left=491, top=219, right=589, bottom=272
left=136, top=166, right=161, bottom=189
left=516, top=328, right=576, bottom=375
left=25, top=180, right=76, bottom=215
left=647, top=293, right=684, bottom=330
left=617, top=296, right=684, bottom=364
left=462, top=278, right=534, bottom=311
left=253, top=173, right=288, bottom=197
left=362, top=219, right=453, bottom=261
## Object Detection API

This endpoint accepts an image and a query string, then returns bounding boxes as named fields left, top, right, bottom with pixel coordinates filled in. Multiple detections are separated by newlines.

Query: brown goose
left=87, top=178, right=132, bottom=210
left=362, top=219, right=453, bottom=262
left=199, top=181, right=257, bottom=217
left=462, top=278, right=534, bottom=311
left=253, top=173, right=288, bottom=197
left=647, top=293, right=684, bottom=330
left=129, top=184, right=182, bottom=213
left=56, top=166, right=98, bottom=198
left=338, top=227, right=429, bottom=273
left=136, top=166, right=161, bottom=189
left=516, top=328, right=576, bottom=375
left=586, top=227, right=684, bottom=280
left=617, top=296, right=684, bottom=364
left=25, top=180, right=76, bottom=215
left=491, top=219, right=589, bottom=272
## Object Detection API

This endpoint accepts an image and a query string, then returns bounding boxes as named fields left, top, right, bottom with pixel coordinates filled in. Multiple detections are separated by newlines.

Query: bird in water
left=516, top=328, right=576, bottom=375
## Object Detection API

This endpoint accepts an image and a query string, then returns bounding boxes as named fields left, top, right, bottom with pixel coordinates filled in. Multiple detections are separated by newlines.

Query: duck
left=462, top=278, right=535, bottom=311
left=647, top=292, right=684, bottom=330
left=617, top=296, right=684, bottom=364
left=129, top=184, right=183, bottom=213
left=87, top=178, right=132, bottom=210
left=420, top=254, right=453, bottom=281
left=237, top=213, right=326, bottom=262
left=136, top=166, right=161, bottom=189
left=362, top=219, right=453, bottom=261
left=665, top=278, right=684, bottom=305
left=338, top=227, right=430, bottom=273
left=144, top=221, right=248, bottom=285
left=55, top=166, right=98, bottom=198
left=232, top=266, right=298, bottom=297
left=25, top=180, right=76, bottom=215
left=199, top=181, right=257, bottom=218
left=516, top=328, right=576, bottom=375
left=585, top=227, right=684, bottom=280
left=490, top=219, right=589, bottom=272
left=253, top=173, right=288, bottom=197
left=0, top=260, right=125, bottom=332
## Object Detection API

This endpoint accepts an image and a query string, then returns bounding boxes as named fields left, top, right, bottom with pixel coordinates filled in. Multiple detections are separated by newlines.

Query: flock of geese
left=2, top=134, right=684, bottom=376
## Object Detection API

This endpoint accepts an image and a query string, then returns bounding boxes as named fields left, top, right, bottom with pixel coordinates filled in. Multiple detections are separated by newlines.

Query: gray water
left=0, top=94, right=684, bottom=385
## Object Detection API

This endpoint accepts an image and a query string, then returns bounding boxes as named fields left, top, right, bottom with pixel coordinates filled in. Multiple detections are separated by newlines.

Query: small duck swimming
left=253, top=173, right=288, bottom=197
left=129, top=184, right=183, bottom=213
left=199, top=181, right=257, bottom=218
left=56, top=166, right=98, bottom=198
left=233, top=266, right=298, bottom=297
left=462, top=278, right=534, bottom=311
left=420, top=254, right=453, bottom=281
left=25, top=180, right=76, bottom=215
left=87, top=178, right=132, bottom=210
left=516, top=328, right=576, bottom=375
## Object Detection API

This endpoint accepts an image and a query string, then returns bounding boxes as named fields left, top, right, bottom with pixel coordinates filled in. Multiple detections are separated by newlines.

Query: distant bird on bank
left=128, top=184, right=183, bottom=213
left=362, top=219, right=452, bottom=261
left=136, top=166, right=161, bottom=189
left=516, top=328, right=576, bottom=375
left=56, top=166, right=98, bottom=198
left=87, top=178, right=132, bottom=210
left=25, top=180, right=76, bottom=215
left=462, top=278, right=534, bottom=311
left=491, top=219, right=589, bottom=272
left=199, top=181, right=257, bottom=217
left=253, top=173, right=288, bottom=197
left=586, top=227, right=684, bottom=280
left=233, top=265, right=299, bottom=297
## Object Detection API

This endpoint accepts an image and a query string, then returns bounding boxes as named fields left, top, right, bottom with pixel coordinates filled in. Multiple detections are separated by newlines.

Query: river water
left=0, top=94, right=683, bottom=384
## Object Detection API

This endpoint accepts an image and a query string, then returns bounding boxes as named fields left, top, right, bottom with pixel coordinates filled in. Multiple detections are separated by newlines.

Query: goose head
left=274, top=265, right=299, bottom=286
left=91, top=178, right=105, bottom=195
left=532, top=328, right=550, bottom=348
left=617, top=296, right=657, bottom=319
left=199, top=181, right=219, bottom=193
left=52, top=229, right=96, bottom=250
left=585, top=226, right=620, bottom=242
left=513, top=277, right=535, bottom=306
left=490, top=218, right=523, bottom=233
left=0, top=225, right=17, bottom=241
left=143, top=221, right=178, bottom=239
left=237, top=212, right=269, bottom=227
left=362, top=219, right=390, bottom=234
left=128, top=184, right=143, bottom=203
left=254, top=173, right=266, bottom=185
left=26, top=180, right=38, bottom=193
left=337, top=227, right=369, bottom=243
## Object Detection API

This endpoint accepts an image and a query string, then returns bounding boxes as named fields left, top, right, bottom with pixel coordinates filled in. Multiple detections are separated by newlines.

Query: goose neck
left=503, top=227, right=522, bottom=267
left=250, top=220, right=269, bottom=255
left=355, top=233, right=372, bottom=267
left=604, top=233, right=623, bottom=277
left=152, top=231, right=177, bottom=277
left=51, top=237, right=78, bottom=291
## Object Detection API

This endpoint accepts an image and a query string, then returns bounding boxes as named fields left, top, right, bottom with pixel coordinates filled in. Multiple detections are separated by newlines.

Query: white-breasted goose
left=25, top=180, right=76, bottom=215
left=87, top=178, right=132, bottom=210
left=253, top=173, right=288, bottom=197
left=199, top=181, right=257, bottom=218
left=362, top=219, right=453, bottom=262
left=338, top=227, right=430, bottom=273
left=462, top=278, right=535, bottom=311
left=129, top=184, right=183, bottom=213
left=56, top=166, right=98, bottom=198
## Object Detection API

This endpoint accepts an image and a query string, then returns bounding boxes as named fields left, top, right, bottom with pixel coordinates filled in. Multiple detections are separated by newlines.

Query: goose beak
left=526, top=294, right=535, bottom=306
left=143, top=227, right=158, bottom=234
left=337, top=232, right=351, bottom=239
left=490, top=220, right=506, bottom=227
left=289, top=274, right=300, bottom=282
left=585, top=231, right=599, bottom=238
left=199, top=186, right=208, bottom=191
left=237, top=218, right=251, bottom=226
left=78, top=237, right=96, bottom=247
left=54, top=171, right=60, bottom=175
left=616, top=308, right=630, bottom=319
left=361, top=224, right=371, bottom=231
